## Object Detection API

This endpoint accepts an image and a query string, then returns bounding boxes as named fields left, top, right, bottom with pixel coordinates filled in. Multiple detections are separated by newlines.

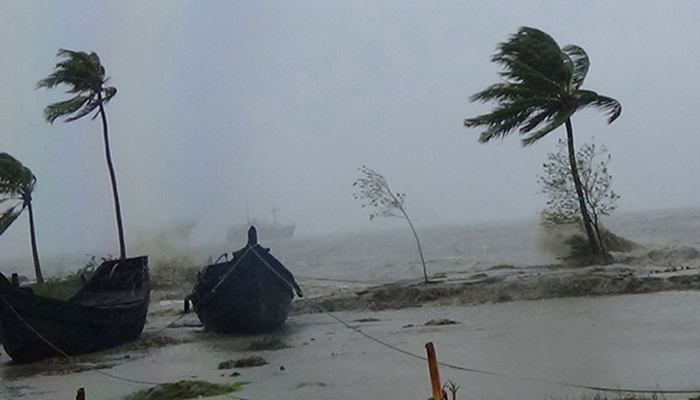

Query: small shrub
left=443, top=380, right=460, bottom=400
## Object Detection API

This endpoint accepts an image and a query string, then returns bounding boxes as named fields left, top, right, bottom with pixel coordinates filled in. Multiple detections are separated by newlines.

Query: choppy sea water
left=5, top=207, right=699, bottom=283
left=254, top=207, right=700, bottom=285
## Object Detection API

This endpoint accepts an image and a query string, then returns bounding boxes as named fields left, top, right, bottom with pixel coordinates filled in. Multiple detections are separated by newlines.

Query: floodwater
left=3, top=291, right=700, bottom=400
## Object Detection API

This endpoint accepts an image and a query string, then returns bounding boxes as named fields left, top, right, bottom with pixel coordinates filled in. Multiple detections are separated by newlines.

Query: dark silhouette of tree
left=37, top=49, right=126, bottom=259
left=0, top=153, right=43, bottom=283
left=464, top=27, right=621, bottom=261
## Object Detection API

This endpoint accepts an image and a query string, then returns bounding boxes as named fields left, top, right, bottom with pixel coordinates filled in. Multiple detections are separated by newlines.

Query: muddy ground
left=291, top=249, right=700, bottom=314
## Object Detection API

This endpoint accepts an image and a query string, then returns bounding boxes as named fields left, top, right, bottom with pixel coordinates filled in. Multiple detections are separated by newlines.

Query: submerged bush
left=539, top=222, right=638, bottom=267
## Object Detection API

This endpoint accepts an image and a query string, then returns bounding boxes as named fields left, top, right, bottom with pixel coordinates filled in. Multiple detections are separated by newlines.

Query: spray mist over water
left=129, top=220, right=208, bottom=291
left=536, top=223, right=582, bottom=260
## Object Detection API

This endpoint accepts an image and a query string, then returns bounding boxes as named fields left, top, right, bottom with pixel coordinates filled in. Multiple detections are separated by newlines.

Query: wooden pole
left=426, top=342, right=443, bottom=400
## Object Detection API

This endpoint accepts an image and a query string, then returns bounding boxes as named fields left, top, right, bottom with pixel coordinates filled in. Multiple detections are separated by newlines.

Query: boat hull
left=0, top=256, right=149, bottom=363
left=189, top=237, right=301, bottom=334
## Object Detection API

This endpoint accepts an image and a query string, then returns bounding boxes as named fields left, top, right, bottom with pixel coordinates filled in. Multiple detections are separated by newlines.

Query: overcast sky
left=0, top=1, right=699, bottom=261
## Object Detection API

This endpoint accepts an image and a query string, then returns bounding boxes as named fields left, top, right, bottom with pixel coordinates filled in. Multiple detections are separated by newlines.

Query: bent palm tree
left=37, top=49, right=126, bottom=259
left=464, top=27, right=621, bottom=260
left=0, top=153, right=43, bottom=283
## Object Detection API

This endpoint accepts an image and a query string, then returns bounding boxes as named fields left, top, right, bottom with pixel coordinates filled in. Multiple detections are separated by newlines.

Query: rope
left=0, top=292, right=74, bottom=359
left=4, top=264, right=700, bottom=398
left=192, top=246, right=252, bottom=308
left=0, top=290, right=256, bottom=399
left=249, top=246, right=302, bottom=296
left=323, top=309, right=700, bottom=395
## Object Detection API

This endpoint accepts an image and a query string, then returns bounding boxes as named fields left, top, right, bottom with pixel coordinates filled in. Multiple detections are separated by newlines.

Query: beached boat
left=0, top=256, right=149, bottom=363
left=187, top=226, right=302, bottom=333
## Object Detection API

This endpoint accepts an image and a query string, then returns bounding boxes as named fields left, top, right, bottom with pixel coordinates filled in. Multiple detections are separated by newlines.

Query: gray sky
left=1, top=1, right=699, bottom=260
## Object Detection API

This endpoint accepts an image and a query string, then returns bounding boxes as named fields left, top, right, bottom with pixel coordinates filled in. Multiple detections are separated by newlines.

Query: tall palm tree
left=0, top=153, right=43, bottom=283
left=464, top=27, right=621, bottom=260
left=37, top=49, right=126, bottom=259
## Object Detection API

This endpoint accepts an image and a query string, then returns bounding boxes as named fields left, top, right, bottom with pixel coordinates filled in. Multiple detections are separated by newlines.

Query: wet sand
left=2, top=256, right=700, bottom=400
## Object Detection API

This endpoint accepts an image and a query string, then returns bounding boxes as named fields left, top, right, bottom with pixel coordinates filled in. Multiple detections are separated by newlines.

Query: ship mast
left=271, top=206, right=279, bottom=227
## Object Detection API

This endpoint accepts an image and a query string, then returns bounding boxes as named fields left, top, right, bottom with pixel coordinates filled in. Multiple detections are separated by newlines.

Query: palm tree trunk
left=565, top=118, right=600, bottom=258
left=98, top=99, right=126, bottom=259
left=26, top=201, right=43, bottom=283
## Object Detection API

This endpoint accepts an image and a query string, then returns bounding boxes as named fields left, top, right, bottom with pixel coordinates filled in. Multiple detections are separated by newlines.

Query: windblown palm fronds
left=0, top=153, right=43, bottom=282
left=464, top=27, right=622, bottom=261
left=38, top=49, right=126, bottom=259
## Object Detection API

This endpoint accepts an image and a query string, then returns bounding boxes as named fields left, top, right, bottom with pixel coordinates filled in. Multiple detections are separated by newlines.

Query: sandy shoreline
left=2, top=246, right=700, bottom=400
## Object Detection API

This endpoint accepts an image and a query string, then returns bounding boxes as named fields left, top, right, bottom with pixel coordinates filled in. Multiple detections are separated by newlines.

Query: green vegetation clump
left=30, top=255, right=105, bottom=300
left=122, top=380, right=247, bottom=400
left=297, top=382, right=327, bottom=388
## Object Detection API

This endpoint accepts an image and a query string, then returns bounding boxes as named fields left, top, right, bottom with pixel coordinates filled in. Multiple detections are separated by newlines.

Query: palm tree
left=0, top=153, right=43, bottom=283
left=464, top=27, right=621, bottom=260
left=37, top=49, right=126, bottom=259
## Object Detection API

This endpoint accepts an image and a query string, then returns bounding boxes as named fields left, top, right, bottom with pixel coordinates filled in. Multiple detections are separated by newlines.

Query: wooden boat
left=187, top=226, right=302, bottom=333
left=0, top=256, right=149, bottom=363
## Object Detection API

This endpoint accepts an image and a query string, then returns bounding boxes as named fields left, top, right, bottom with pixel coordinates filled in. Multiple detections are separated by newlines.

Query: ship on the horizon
left=227, top=207, right=295, bottom=242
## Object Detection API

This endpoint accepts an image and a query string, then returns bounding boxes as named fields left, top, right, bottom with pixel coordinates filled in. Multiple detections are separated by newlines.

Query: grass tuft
left=121, top=380, right=247, bottom=400
left=297, top=382, right=327, bottom=388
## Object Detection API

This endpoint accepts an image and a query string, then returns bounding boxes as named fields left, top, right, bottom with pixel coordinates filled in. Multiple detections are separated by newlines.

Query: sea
left=5, top=207, right=700, bottom=283
left=255, top=207, right=700, bottom=286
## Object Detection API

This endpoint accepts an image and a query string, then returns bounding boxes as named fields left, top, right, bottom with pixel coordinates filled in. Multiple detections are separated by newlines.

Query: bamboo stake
left=426, top=342, right=443, bottom=400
